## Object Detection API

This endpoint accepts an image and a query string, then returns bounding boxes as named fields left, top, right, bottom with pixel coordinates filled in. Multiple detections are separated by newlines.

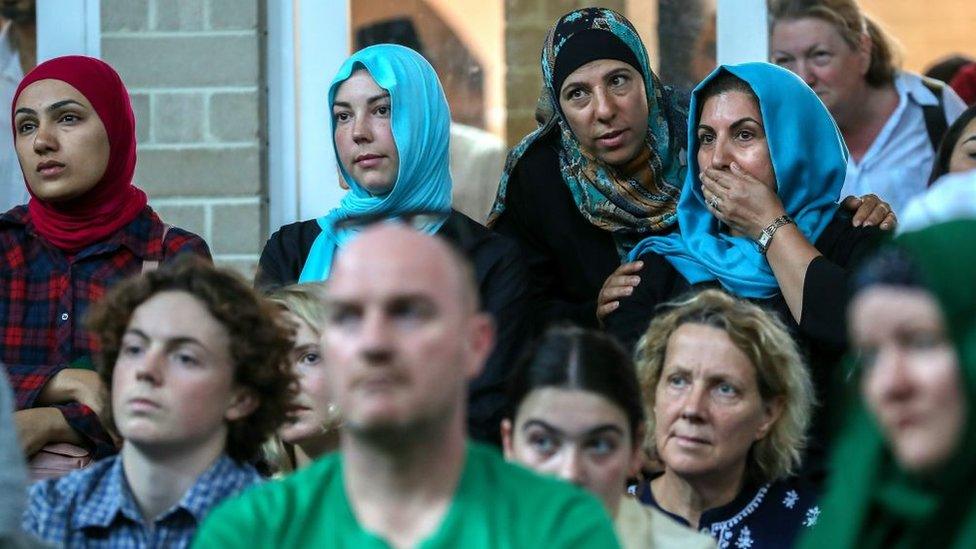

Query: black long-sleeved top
left=493, top=131, right=634, bottom=330
left=606, top=207, right=883, bottom=482
left=256, top=210, right=530, bottom=446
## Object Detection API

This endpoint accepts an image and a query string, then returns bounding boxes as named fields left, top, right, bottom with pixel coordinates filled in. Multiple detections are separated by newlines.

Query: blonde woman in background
left=264, top=283, right=341, bottom=474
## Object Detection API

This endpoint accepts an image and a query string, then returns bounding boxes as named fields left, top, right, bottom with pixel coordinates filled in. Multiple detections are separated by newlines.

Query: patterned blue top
left=639, top=476, right=820, bottom=549
left=23, top=454, right=261, bottom=549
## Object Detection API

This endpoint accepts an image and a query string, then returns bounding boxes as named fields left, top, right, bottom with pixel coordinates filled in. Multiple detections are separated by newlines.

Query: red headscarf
left=951, top=63, right=976, bottom=107
left=11, top=55, right=148, bottom=252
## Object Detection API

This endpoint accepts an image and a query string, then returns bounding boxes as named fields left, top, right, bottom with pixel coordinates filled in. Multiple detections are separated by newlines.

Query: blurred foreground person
left=502, top=326, right=715, bottom=548
left=23, top=258, right=293, bottom=548
left=196, top=225, right=619, bottom=548
left=802, top=219, right=976, bottom=548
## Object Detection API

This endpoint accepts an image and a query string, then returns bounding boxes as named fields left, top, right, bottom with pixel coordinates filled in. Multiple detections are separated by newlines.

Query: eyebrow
left=14, top=99, right=86, bottom=117
left=123, top=328, right=209, bottom=351
left=521, top=419, right=625, bottom=438
left=561, top=67, right=634, bottom=92
left=332, top=92, right=391, bottom=109
left=697, top=117, right=762, bottom=131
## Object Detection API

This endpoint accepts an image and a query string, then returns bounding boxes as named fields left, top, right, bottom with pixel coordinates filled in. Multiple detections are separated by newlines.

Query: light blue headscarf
left=626, top=62, right=848, bottom=298
left=299, top=44, right=452, bottom=281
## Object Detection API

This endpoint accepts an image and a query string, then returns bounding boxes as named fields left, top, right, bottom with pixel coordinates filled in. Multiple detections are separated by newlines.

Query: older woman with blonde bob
left=635, top=289, right=818, bottom=548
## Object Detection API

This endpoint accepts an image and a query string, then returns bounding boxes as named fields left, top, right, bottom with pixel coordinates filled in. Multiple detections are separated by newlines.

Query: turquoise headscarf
left=299, top=44, right=452, bottom=281
left=487, top=7, right=688, bottom=258
left=626, top=62, right=847, bottom=298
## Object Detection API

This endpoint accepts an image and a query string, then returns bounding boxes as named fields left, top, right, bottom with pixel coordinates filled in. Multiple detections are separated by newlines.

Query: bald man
left=195, top=226, right=619, bottom=548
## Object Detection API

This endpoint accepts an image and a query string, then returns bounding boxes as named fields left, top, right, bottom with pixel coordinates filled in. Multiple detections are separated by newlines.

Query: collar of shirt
left=71, top=453, right=260, bottom=531
left=0, top=204, right=165, bottom=260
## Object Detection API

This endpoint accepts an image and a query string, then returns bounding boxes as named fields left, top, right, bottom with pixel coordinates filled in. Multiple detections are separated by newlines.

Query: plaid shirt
left=23, top=453, right=262, bottom=548
left=0, top=205, right=210, bottom=457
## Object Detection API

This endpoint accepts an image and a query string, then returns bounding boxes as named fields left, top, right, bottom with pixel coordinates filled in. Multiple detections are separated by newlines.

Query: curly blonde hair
left=634, top=289, right=814, bottom=483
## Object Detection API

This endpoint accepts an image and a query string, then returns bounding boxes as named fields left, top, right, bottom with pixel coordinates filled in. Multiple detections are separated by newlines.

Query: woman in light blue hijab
left=256, top=44, right=529, bottom=446
left=606, top=62, right=885, bottom=478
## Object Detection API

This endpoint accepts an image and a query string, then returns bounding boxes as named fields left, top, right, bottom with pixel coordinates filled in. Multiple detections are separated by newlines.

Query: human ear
left=225, top=387, right=260, bottom=421
left=755, top=395, right=785, bottom=441
left=500, top=418, right=515, bottom=460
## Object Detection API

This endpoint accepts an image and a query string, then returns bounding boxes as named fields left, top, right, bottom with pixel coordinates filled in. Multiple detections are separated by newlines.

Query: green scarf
left=800, top=219, right=976, bottom=549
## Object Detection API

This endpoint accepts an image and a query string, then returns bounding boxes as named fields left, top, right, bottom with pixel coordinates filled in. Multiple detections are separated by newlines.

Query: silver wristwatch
left=756, top=215, right=794, bottom=255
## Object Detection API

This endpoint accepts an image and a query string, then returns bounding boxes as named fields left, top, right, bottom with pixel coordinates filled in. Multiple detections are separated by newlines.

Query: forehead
left=851, top=286, right=944, bottom=335
left=699, top=91, right=762, bottom=124
left=562, top=59, right=636, bottom=87
left=128, top=290, right=230, bottom=344
left=516, top=387, right=628, bottom=431
left=15, top=79, right=92, bottom=110
left=327, top=243, right=460, bottom=306
left=334, top=69, right=387, bottom=103
left=772, top=17, right=847, bottom=49
left=663, top=323, right=756, bottom=380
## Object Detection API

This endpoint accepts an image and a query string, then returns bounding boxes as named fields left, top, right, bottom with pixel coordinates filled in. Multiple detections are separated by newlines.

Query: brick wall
left=100, top=0, right=265, bottom=277
left=503, top=0, right=626, bottom=146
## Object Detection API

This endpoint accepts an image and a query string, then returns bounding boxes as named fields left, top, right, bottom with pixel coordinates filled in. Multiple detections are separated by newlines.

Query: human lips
left=36, top=160, right=66, bottom=177
left=354, top=153, right=386, bottom=168
left=126, top=397, right=161, bottom=413
left=672, top=432, right=710, bottom=447
left=595, top=129, right=628, bottom=149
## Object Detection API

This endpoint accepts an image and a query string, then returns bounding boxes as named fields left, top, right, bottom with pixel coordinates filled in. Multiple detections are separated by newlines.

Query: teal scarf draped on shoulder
left=627, top=62, right=847, bottom=298
left=299, top=44, right=452, bottom=282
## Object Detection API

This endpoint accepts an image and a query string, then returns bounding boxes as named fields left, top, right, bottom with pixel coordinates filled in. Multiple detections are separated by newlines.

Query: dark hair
left=86, top=255, right=295, bottom=463
left=769, top=0, right=899, bottom=87
left=695, top=70, right=760, bottom=121
left=929, top=104, right=976, bottom=184
left=925, top=55, right=976, bottom=84
left=504, top=326, right=644, bottom=441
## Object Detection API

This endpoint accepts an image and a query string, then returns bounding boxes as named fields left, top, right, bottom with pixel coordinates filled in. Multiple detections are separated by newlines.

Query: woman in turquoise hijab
left=606, top=62, right=884, bottom=478
left=256, top=44, right=529, bottom=446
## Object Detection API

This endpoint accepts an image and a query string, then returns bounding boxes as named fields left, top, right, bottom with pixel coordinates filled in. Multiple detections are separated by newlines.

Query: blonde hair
left=268, top=283, right=330, bottom=335
left=634, top=289, right=814, bottom=483
left=769, top=0, right=901, bottom=87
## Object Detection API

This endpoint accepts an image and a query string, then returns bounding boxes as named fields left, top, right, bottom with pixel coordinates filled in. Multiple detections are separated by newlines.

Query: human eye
left=15, top=118, right=36, bottom=135
left=697, top=130, right=715, bottom=145
left=374, top=103, right=391, bottom=117
left=120, top=340, right=144, bottom=358
left=714, top=382, right=739, bottom=398
left=564, top=86, right=587, bottom=101
left=388, top=299, right=434, bottom=324
left=735, top=128, right=755, bottom=141
left=771, top=54, right=793, bottom=67
left=328, top=305, right=362, bottom=329
left=527, top=430, right=559, bottom=456
left=299, top=350, right=322, bottom=366
left=609, top=73, right=630, bottom=88
left=57, top=112, right=81, bottom=124
left=811, top=50, right=833, bottom=66
left=171, top=349, right=201, bottom=367
left=586, top=435, right=619, bottom=456
left=666, top=373, right=689, bottom=389
left=333, top=110, right=352, bottom=124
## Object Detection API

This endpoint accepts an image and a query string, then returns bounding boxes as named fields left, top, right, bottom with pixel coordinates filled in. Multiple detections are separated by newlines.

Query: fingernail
left=636, top=261, right=644, bottom=267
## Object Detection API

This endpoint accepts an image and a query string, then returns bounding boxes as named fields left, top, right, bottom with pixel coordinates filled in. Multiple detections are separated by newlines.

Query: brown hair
left=86, top=255, right=295, bottom=463
left=769, top=0, right=900, bottom=87
left=635, top=289, right=814, bottom=483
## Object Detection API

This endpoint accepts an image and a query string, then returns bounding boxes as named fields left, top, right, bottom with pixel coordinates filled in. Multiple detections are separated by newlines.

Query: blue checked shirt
left=23, top=453, right=261, bottom=548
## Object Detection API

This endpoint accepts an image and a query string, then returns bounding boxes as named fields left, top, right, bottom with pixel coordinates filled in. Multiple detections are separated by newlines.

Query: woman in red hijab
left=2, top=56, right=211, bottom=464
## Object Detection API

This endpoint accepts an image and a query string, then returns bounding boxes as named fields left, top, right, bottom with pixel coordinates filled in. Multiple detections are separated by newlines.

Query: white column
left=716, top=0, right=767, bottom=66
left=36, top=0, right=100, bottom=61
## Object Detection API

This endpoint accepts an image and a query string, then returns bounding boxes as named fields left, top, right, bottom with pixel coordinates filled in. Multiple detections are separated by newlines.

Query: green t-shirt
left=193, top=442, right=620, bottom=548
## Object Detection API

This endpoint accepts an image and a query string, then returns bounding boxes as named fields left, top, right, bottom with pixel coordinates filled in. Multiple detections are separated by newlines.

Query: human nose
left=351, top=112, right=372, bottom=145
left=593, top=87, right=615, bottom=123
left=709, top=135, right=733, bottom=170
left=357, top=309, right=393, bottom=364
left=134, top=348, right=164, bottom=385
left=871, top=347, right=915, bottom=404
left=556, top=447, right=587, bottom=486
left=32, top=122, right=59, bottom=154
left=794, top=60, right=816, bottom=87
left=679, top=382, right=707, bottom=421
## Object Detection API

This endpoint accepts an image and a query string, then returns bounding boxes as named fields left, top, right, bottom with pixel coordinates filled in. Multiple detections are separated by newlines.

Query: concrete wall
left=100, top=0, right=265, bottom=276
